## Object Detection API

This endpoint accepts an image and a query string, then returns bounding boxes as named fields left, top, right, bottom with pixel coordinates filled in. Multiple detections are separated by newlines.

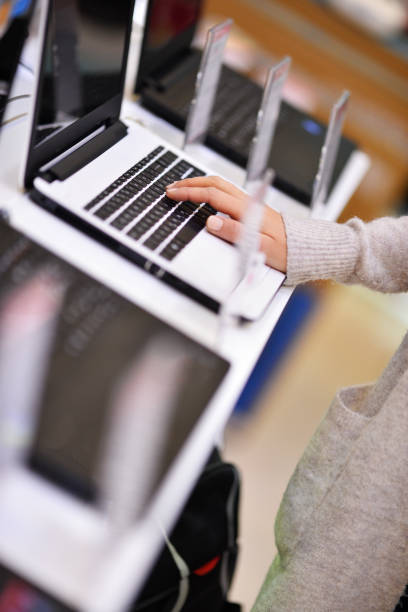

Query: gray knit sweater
left=252, top=215, right=408, bottom=612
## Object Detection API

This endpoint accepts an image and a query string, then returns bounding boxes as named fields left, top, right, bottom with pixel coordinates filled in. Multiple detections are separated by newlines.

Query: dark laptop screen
left=33, top=0, right=131, bottom=147
left=24, top=0, right=135, bottom=186
left=135, top=0, right=201, bottom=91
left=145, top=0, right=200, bottom=50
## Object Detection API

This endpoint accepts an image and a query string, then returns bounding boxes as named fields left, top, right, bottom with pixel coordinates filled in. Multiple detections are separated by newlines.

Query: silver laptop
left=20, top=0, right=285, bottom=321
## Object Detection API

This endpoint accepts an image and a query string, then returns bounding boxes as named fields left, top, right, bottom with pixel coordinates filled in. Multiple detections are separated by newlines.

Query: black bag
left=395, top=585, right=408, bottom=611
left=132, top=448, right=241, bottom=612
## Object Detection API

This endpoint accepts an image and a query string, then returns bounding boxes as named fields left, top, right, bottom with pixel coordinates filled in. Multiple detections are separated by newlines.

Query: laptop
left=0, top=217, right=229, bottom=509
left=20, top=0, right=285, bottom=322
left=0, top=217, right=230, bottom=609
left=134, top=0, right=357, bottom=206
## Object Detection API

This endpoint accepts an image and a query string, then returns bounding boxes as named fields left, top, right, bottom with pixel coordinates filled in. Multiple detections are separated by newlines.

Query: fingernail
left=166, top=182, right=178, bottom=189
left=207, top=215, right=223, bottom=231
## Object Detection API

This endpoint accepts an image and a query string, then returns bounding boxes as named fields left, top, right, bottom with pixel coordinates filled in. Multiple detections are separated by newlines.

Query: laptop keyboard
left=84, top=146, right=215, bottom=261
left=163, top=66, right=290, bottom=153
left=176, top=68, right=262, bottom=149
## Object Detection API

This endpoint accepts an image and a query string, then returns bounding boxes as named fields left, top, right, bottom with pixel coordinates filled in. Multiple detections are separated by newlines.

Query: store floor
left=224, top=282, right=407, bottom=610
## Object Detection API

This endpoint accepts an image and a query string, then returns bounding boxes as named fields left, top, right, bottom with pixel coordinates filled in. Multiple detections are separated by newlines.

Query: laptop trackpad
left=172, top=231, right=284, bottom=320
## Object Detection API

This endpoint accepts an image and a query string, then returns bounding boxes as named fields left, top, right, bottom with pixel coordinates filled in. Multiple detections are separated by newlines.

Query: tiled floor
left=224, top=282, right=407, bottom=610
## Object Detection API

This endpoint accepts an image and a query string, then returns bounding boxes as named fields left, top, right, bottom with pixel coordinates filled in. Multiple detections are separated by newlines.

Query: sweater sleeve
left=282, top=214, right=408, bottom=293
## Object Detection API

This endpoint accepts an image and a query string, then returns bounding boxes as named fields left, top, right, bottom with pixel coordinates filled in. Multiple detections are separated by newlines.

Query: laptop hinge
left=41, top=120, right=128, bottom=182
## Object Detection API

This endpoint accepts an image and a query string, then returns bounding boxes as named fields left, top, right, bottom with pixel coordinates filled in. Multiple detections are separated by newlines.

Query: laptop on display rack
left=0, top=217, right=230, bottom=610
left=134, top=0, right=358, bottom=206
left=0, top=217, right=229, bottom=508
left=21, top=0, right=285, bottom=322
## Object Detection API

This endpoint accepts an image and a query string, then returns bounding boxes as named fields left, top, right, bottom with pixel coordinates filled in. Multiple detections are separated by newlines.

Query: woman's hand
left=166, top=175, right=287, bottom=272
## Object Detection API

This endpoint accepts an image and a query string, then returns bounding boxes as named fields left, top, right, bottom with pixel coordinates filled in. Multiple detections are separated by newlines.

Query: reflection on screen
left=0, top=271, right=64, bottom=467
left=33, top=0, right=130, bottom=146
left=145, top=0, right=200, bottom=50
left=0, top=564, right=72, bottom=612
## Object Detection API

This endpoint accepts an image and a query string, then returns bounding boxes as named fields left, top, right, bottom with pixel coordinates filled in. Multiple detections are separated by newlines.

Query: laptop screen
left=0, top=220, right=229, bottom=512
left=135, top=0, right=201, bottom=91
left=23, top=0, right=135, bottom=186
left=0, top=563, right=72, bottom=611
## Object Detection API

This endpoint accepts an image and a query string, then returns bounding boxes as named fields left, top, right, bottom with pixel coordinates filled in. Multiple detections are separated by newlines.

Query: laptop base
left=29, top=186, right=221, bottom=315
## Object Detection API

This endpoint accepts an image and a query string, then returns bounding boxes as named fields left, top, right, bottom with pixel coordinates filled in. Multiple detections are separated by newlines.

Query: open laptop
left=0, top=217, right=229, bottom=508
left=21, top=0, right=285, bottom=322
left=0, top=216, right=230, bottom=610
left=134, top=0, right=358, bottom=206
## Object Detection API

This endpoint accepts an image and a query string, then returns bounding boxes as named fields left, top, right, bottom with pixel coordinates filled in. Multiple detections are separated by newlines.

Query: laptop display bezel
left=22, top=0, right=136, bottom=188
left=134, top=0, right=201, bottom=93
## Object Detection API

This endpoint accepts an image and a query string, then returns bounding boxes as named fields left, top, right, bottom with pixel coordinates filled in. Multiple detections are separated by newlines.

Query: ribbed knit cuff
left=282, top=214, right=359, bottom=286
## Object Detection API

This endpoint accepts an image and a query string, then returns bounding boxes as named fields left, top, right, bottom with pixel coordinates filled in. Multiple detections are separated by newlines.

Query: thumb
left=207, top=214, right=287, bottom=272
left=206, top=215, right=242, bottom=244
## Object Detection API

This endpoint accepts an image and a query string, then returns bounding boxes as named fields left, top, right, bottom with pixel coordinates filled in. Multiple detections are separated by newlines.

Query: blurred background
left=197, top=0, right=408, bottom=608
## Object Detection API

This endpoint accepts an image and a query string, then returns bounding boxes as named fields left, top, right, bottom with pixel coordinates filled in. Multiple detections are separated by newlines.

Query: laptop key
left=160, top=213, right=205, bottom=261
left=156, top=151, right=177, bottom=166
left=143, top=201, right=199, bottom=251
left=111, top=193, right=157, bottom=230
left=111, top=206, right=139, bottom=230
left=94, top=193, right=126, bottom=220
left=188, top=168, right=205, bottom=178
left=201, top=203, right=217, bottom=216
left=127, top=201, right=169, bottom=241
left=161, top=195, right=178, bottom=211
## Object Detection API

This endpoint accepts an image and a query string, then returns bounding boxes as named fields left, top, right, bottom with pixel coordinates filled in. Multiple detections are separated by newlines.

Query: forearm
left=283, top=214, right=408, bottom=293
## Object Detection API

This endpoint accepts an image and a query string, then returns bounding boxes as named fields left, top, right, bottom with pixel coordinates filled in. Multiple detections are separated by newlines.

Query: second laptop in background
left=134, top=0, right=357, bottom=206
